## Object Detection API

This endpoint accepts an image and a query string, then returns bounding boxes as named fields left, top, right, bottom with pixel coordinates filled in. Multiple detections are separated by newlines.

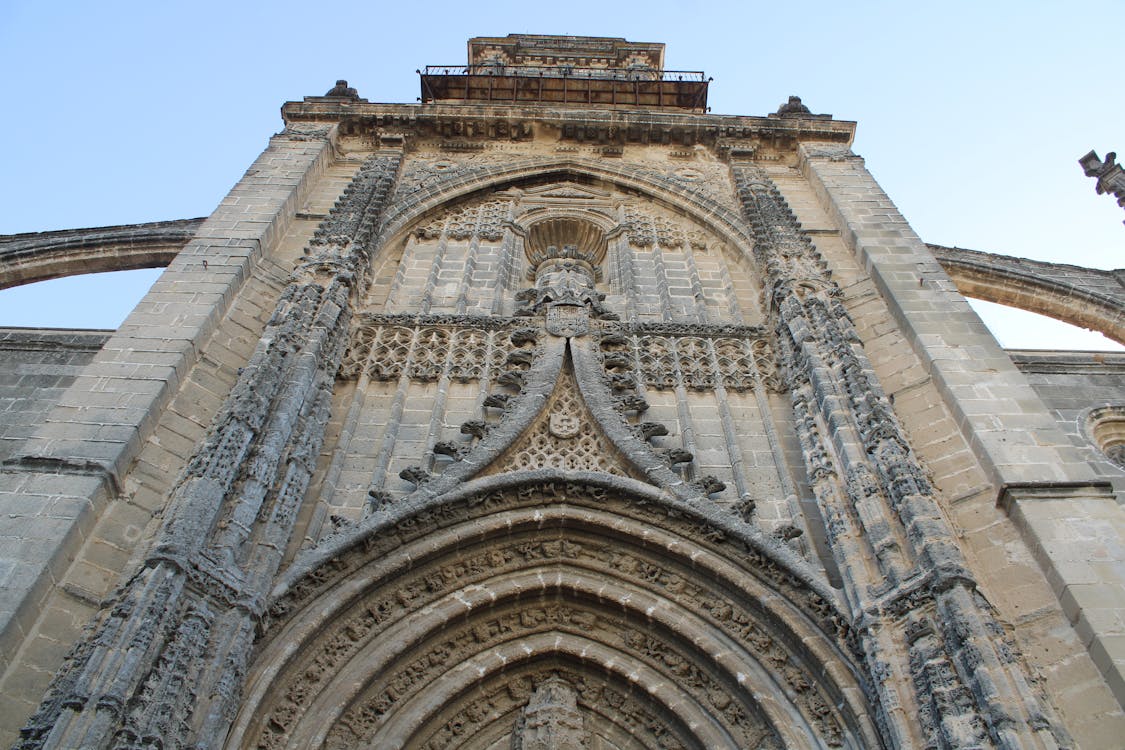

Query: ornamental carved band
left=16, top=152, right=404, bottom=750
left=733, top=164, right=1061, bottom=749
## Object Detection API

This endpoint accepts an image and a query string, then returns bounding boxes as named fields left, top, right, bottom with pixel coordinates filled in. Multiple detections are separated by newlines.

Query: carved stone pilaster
left=16, top=153, right=403, bottom=750
left=732, top=163, right=1063, bottom=750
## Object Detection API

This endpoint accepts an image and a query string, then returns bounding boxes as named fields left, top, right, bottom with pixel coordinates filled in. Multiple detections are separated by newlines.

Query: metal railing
left=421, top=65, right=707, bottom=83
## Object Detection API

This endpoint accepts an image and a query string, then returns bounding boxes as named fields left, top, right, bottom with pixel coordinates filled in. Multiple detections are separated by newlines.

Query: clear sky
left=0, top=1, right=1121, bottom=348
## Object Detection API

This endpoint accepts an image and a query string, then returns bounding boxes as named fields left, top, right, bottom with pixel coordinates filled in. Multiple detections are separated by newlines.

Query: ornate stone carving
left=622, top=205, right=691, bottom=249
left=415, top=198, right=511, bottom=241
left=626, top=160, right=736, bottom=208
left=594, top=323, right=782, bottom=394
left=1080, top=149, right=1125, bottom=219
left=775, top=95, right=811, bottom=116
left=324, top=79, right=359, bottom=98
left=733, top=163, right=1063, bottom=749
left=511, top=676, right=588, bottom=750
left=488, top=363, right=628, bottom=476
left=391, top=153, right=549, bottom=204
left=255, top=508, right=848, bottom=749
left=340, top=315, right=525, bottom=384
left=278, top=123, right=332, bottom=141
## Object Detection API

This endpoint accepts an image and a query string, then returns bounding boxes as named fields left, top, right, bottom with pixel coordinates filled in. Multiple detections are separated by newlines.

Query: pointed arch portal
left=231, top=473, right=879, bottom=749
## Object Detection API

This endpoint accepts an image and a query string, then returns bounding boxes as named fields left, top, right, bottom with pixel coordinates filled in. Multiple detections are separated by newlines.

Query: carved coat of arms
left=549, top=411, right=581, bottom=439
left=545, top=304, right=588, bottom=338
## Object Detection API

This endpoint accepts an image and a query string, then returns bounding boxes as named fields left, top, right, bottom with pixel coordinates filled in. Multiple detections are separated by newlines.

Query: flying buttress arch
left=929, top=244, right=1125, bottom=345
left=0, top=219, right=199, bottom=290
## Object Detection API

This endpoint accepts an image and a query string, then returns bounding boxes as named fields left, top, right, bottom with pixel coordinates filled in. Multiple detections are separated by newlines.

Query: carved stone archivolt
left=230, top=479, right=875, bottom=749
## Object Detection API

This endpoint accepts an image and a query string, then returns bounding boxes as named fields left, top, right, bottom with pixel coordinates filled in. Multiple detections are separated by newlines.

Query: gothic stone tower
left=3, top=34, right=1125, bottom=749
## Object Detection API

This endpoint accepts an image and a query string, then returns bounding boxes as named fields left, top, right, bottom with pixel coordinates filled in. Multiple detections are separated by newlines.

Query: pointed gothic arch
left=231, top=472, right=881, bottom=749
left=375, top=156, right=758, bottom=268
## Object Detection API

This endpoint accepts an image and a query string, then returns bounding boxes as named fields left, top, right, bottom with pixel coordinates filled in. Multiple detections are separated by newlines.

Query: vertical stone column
left=732, top=162, right=1060, bottom=749
left=15, top=150, right=402, bottom=750
left=0, top=132, right=335, bottom=692
left=801, top=142, right=1125, bottom=713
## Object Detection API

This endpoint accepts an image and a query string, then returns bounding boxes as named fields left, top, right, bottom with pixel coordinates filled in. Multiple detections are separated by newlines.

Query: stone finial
left=1079, top=150, right=1125, bottom=223
left=776, top=95, right=812, bottom=116
left=325, top=79, right=359, bottom=98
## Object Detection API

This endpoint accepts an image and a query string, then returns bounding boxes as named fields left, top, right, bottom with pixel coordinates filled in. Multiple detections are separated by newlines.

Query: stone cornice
left=281, top=100, right=856, bottom=149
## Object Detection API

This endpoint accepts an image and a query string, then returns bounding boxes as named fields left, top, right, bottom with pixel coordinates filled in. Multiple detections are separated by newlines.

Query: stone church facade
left=1, top=35, right=1124, bottom=749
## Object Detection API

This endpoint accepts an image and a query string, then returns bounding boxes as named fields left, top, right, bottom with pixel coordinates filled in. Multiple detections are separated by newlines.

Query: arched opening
left=0, top=267, right=163, bottom=328
left=968, top=298, right=1124, bottom=351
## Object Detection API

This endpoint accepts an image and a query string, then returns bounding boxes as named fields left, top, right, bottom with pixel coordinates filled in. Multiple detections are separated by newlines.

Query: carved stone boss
left=16, top=150, right=403, bottom=750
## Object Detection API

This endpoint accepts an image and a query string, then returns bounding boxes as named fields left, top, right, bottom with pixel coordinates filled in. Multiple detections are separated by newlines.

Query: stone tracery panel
left=339, top=314, right=522, bottom=384
left=379, top=158, right=763, bottom=324
left=596, top=322, right=781, bottom=394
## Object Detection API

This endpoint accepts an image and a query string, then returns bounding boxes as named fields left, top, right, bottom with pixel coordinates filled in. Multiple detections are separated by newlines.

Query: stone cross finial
left=1079, top=149, right=1125, bottom=224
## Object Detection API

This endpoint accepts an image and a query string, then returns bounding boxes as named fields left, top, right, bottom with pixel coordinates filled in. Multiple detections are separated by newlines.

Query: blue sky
left=0, top=1, right=1121, bottom=347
